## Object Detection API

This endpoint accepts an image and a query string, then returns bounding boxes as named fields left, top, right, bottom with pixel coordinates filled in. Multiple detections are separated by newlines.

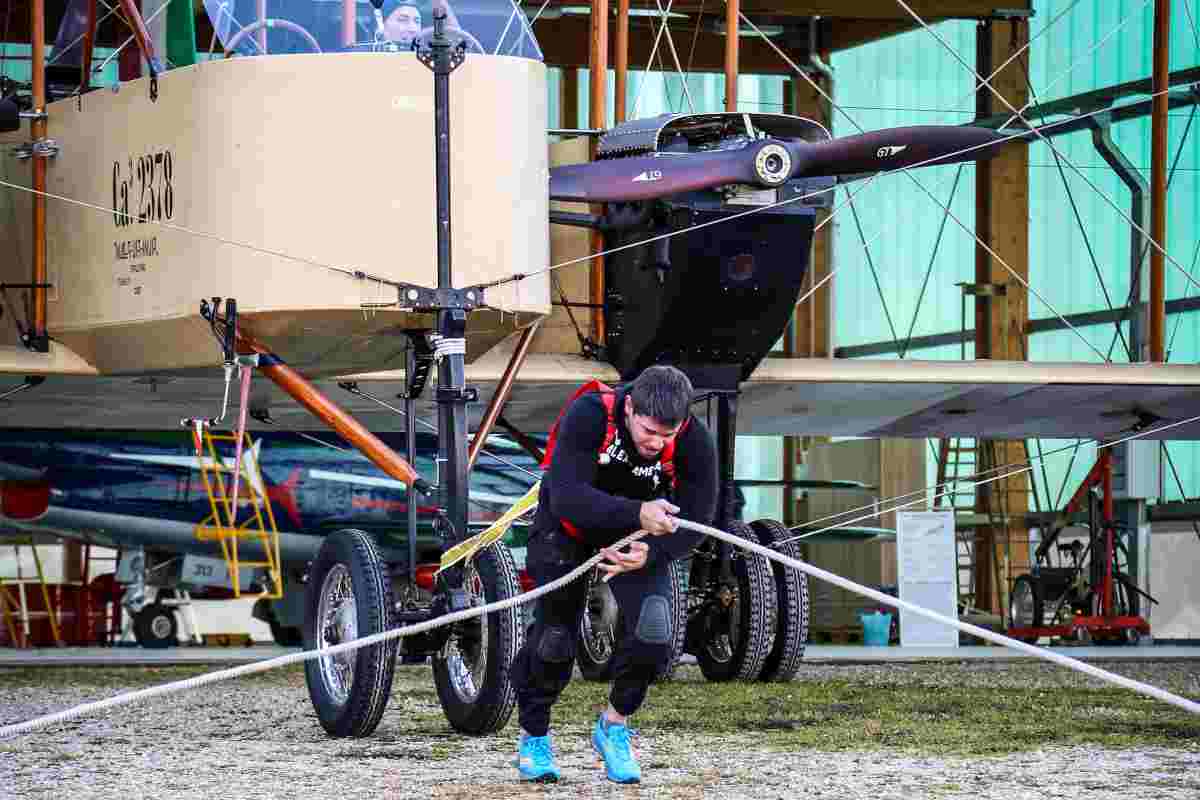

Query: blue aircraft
left=0, top=428, right=541, bottom=647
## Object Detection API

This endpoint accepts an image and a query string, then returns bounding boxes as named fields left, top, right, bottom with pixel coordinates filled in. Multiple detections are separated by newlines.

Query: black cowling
left=602, top=176, right=833, bottom=390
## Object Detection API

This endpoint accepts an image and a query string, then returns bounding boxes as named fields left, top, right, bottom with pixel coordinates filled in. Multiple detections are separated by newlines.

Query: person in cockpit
left=382, top=0, right=422, bottom=45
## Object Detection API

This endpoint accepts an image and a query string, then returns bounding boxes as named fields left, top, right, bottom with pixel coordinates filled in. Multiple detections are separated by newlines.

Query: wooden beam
left=614, top=0, right=630, bottom=122
left=973, top=18, right=1031, bottom=618
left=788, top=73, right=834, bottom=361
left=1150, top=0, right=1170, bottom=362
left=588, top=0, right=608, bottom=345
left=725, top=0, right=739, bottom=110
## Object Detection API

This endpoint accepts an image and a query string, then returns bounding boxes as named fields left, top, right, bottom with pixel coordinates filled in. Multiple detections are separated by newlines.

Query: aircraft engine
left=602, top=174, right=834, bottom=388
left=0, top=480, right=52, bottom=520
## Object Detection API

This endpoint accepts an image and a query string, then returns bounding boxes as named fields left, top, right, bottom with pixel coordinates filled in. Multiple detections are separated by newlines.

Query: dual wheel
left=576, top=518, right=809, bottom=684
left=691, top=519, right=809, bottom=683
left=304, top=529, right=523, bottom=738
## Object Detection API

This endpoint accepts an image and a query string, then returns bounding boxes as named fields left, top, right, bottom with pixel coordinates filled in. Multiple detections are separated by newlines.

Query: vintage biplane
left=3, top=0, right=1200, bottom=740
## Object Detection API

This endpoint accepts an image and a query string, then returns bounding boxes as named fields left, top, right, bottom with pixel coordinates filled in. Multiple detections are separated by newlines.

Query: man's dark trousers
left=511, top=527, right=677, bottom=736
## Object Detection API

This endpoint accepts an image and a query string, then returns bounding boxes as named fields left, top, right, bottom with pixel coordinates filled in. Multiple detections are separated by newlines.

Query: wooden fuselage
left=0, top=53, right=550, bottom=377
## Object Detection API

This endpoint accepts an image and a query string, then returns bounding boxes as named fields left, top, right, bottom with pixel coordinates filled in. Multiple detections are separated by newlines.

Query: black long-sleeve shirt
left=532, top=387, right=718, bottom=567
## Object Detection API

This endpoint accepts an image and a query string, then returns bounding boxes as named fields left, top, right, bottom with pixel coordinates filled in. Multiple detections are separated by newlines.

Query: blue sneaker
left=592, top=715, right=641, bottom=784
left=516, top=732, right=560, bottom=783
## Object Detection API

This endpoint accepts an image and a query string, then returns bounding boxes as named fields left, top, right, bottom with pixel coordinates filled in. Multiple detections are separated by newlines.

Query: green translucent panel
left=828, top=21, right=979, bottom=352
left=1, top=45, right=121, bottom=85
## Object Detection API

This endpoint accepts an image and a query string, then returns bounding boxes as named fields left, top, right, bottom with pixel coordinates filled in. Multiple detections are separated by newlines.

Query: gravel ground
left=1, top=660, right=1198, bottom=800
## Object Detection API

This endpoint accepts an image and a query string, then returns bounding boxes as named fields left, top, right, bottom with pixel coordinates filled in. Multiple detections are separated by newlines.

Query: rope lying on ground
left=2, top=520, right=1197, bottom=740
left=0, top=529, right=647, bottom=740
left=680, top=519, right=1200, bottom=716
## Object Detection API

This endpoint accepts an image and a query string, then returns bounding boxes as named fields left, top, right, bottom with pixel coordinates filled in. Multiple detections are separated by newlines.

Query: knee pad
left=537, top=624, right=575, bottom=664
left=634, top=595, right=672, bottom=646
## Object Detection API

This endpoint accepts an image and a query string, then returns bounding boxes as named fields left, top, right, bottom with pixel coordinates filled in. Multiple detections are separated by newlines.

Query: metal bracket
left=390, top=283, right=484, bottom=312
left=435, top=385, right=477, bottom=403
left=990, top=7, right=1035, bottom=20
left=12, top=139, right=59, bottom=159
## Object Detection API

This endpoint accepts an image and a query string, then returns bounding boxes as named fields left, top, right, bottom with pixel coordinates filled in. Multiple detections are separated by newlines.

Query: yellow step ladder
left=191, top=428, right=283, bottom=600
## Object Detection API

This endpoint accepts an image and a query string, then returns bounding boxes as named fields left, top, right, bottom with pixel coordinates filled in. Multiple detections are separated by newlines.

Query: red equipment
left=1006, top=450, right=1154, bottom=645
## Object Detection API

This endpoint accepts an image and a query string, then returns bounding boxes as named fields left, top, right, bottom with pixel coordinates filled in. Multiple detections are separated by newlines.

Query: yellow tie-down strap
left=437, top=482, right=541, bottom=574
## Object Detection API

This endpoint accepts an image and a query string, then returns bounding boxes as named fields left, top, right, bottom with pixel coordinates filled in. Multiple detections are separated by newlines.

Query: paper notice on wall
left=897, top=511, right=958, bottom=648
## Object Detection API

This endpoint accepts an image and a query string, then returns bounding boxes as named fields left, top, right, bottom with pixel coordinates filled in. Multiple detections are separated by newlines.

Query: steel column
left=29, top=0, right=47, bottom=352
left=1090, top=115, right=1150, bottom=361
left=428, top=8, right=470, bottom=552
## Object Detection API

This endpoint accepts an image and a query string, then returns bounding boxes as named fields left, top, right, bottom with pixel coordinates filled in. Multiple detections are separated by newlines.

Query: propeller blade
left=789, top=126, right=1009, bottom=178
left=549, top=148, right=763, bottom=203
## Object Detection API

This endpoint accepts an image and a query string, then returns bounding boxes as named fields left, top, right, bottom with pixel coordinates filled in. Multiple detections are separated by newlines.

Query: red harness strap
left=542, top=380, right=689, bottom=541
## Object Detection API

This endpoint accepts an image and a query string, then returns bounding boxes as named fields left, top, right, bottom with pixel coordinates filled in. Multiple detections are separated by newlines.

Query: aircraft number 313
left=112, top=149, right=176, bottom=227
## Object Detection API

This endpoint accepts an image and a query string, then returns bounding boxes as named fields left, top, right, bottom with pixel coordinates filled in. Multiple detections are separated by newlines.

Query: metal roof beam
left=973, top=66, right=1200, bottom=130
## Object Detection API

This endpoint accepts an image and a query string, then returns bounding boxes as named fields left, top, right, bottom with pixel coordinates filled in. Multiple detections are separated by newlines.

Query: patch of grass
left=7, top=663, right=1198, bottom=757
left=540, top=672, right=1200, bottom=756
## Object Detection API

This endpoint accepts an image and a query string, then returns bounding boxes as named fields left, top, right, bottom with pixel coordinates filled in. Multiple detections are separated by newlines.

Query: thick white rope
left=681, top=519, right=1200, bottom=716
left=0, top=530, right=642, bottom=740
left=3, top=517, right=1197, bottom=740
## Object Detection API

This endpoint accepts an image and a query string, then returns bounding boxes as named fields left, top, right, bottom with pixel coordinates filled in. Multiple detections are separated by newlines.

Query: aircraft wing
left=451, top=350, right=1200, bottom=441
left=4, top=347, right=1200, bottom=441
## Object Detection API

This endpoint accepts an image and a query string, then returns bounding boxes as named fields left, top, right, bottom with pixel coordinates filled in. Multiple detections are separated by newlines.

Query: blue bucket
left=859, top=611, right=892, bottom=647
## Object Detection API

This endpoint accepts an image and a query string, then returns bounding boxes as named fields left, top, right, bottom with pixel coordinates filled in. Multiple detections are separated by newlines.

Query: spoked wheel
left=576, top=559, right=688, bottom=683
left=304, top=529, right=398, bottom=738
left=433, top=543, right=524, bottom=734
left=1008, top=574, right=1043, bottom=644
left=691, top=521, right=778, bottom=682
left=749, top=519, right=809, bottom=682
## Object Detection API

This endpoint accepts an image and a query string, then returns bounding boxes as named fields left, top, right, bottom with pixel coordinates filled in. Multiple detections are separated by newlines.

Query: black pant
left=511, top=527, right=677, bottom=737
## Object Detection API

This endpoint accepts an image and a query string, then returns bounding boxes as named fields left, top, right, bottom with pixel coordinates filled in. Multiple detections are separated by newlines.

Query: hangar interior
left=0, top=0, right=1198, bottom=647
left=531, top=0, right=1200, bottom=643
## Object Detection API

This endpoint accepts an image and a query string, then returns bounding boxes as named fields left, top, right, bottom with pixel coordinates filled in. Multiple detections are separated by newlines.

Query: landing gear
left=304, top=529, right=398, bottom=738
left=132, top=603, right=178, bottom=649
left=432, top=544, right=523, bottom=734
left=750, top=518, right=809, bottom=682
left=689, top=521, right=778, bottom=682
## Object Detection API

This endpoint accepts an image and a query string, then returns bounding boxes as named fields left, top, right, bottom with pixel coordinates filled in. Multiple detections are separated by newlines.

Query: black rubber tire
left=694, top=521, right=778, bottom=682
left=132, top=603, right=178, bottom=649
left=303, top=529, right=398, bottom=739
left=575, top=558, right=688, bottom=683
left=750, top=519, right=809, bottom=682
left=269, top=619, right=304, bottom=647
left=659, top=557, right=689, bottom=682
left=577, top=571, right=618, bottom=682
left=433, top=543, right=524, bottom=734
left=1008, top=574, right=1043, bottom=644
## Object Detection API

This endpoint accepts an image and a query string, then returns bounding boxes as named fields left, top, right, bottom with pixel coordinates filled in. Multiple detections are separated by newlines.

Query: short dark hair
left=628, top=365, right=693, bottom=427
left=383, top=0, right=421, bottom=19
